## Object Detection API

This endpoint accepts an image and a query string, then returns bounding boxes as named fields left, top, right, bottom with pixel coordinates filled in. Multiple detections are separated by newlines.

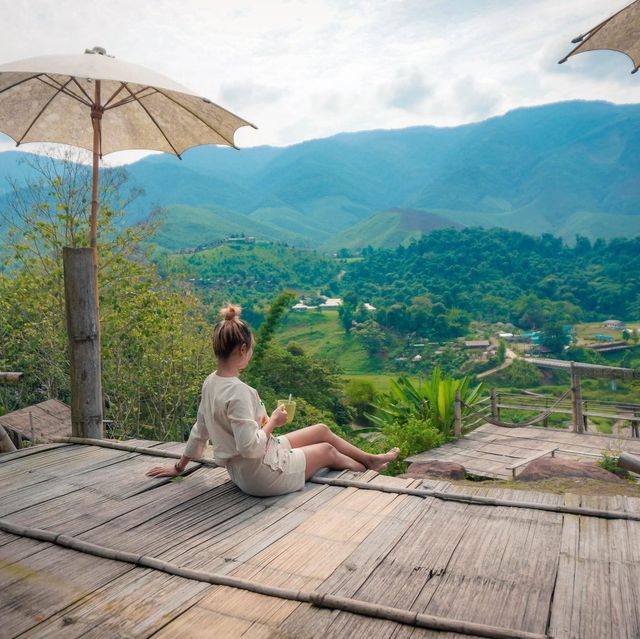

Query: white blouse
left=183, top=372, right=269, bottom=466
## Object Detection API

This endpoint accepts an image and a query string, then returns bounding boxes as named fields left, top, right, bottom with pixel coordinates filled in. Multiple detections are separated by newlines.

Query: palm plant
left=368, top=368, right=484, bottom=438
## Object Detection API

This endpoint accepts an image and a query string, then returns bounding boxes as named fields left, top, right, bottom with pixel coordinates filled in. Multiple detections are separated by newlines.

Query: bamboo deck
left=2, top=439, right=640, bottom=638
left=407, top=423, right=640, bottom=479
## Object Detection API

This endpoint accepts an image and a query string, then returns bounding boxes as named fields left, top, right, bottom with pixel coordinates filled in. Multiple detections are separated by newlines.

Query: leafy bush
left=493, top=359, right=543, bottom=388
left=344, top=379, right=377, bottom=425
left=369, top=367, right=483, bottom=438
left=358, top=417, right=445, bottom=475
left=598, top=450, right=629, bottom=477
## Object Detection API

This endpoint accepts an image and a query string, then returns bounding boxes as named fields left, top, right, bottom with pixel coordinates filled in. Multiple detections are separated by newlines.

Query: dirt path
left=477, top=349, right=518, bottom=379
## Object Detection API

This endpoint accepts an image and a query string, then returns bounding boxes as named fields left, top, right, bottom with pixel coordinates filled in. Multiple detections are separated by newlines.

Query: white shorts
left=225, top=435, right=306, bottom=497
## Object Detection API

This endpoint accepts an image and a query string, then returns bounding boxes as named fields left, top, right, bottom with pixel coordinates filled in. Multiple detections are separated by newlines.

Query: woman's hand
left=146, top=464, right=181, bottom=478
left=261, top=405, right=288, bottom=438
left=270, top=404, right=289, bottom=428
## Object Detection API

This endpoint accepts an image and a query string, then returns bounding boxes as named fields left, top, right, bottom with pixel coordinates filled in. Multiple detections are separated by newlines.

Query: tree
left=0, top=151, right=211, bottom=440
left=338, top=302, right=354, bottom=332
left=250, top=290, right=296, bottom=367
left=497, top=339, right=507, bottom=364
left=351, top=319, right=388, bottom=355
left=541, top=321, right=569, bottom=355
left=344, top=379, right=377, bottom=425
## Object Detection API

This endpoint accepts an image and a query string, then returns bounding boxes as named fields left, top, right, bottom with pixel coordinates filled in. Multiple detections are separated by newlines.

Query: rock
left=515, top=457, right=624, bottom=483
left=403, top=460, right=466, bottom=480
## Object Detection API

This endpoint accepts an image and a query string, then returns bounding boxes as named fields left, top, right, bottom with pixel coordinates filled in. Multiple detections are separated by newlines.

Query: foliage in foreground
left=363, top=368, right=483, bottom=474
left=369, top=368, right=484, bottom=438
left=0, top=153, right=211, bottom=439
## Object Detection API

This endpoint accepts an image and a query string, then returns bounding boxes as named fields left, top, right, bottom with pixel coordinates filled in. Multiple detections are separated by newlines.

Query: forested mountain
left=323, top=208, right=464, bottom=250
left=127, top=100, right=640, bottom=246
left=158, top=228, right=640, bottom=345
left=1, top=100, right=639, bottom=247
left=339, top=228, right=640, bottom=333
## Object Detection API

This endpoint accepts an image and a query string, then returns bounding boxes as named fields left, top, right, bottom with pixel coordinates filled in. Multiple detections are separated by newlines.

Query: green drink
left=277, top=399, right=296, bottom=423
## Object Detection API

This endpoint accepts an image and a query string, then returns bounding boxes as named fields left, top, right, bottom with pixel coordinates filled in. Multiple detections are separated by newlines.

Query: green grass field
left=276, top=311, right=428, bottom=392
left=574, top=320, right=639, bottom=344
left=277, top=310, right=376, bottom=373
left=339, top=373, right=425, bottom=393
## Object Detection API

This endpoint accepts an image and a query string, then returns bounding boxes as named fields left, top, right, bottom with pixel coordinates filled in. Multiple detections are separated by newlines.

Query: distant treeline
left=338, top=228, right=639, bottom=337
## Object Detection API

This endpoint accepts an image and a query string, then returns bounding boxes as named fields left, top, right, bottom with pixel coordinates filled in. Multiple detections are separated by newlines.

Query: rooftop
left=2, top=437, right=640, bottom=638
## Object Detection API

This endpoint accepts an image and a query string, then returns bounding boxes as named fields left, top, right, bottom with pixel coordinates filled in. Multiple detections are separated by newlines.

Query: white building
left=363, top=303, right=376, bottom=312
left=319, top=298, right=343, bottom=310
left=291, top=301, right=315, bottom=312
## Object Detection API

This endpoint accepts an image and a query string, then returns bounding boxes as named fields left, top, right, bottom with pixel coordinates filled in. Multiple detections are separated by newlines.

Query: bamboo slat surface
left=1, top=440, right=640, bottom=638
left=407, top=423, right=640, bottom=479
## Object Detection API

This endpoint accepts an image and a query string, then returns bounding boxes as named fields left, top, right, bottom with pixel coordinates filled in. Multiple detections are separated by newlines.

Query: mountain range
left=1, top=99, right=639, bottom=249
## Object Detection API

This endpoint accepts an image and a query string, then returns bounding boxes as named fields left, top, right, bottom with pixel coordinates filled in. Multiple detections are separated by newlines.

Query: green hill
left=276, top=310, right=376, bottom=374
left=153, top=204, right=316, bottom=250
left=323, top=208, right=464, bottom=250
left=3, top=101, right=640, bottom=247
left=128, top=100, right=640, bottom=246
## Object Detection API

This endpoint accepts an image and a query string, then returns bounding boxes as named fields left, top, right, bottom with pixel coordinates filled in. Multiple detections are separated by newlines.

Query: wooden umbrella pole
left=61, top=78, right=104, bottom=438
left=90, top=79, right=102, bottom=250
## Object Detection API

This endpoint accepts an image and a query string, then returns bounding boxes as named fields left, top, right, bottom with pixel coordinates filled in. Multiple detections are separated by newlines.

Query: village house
left=319, top=297, right=343, bottom=310
left=291, top=301, right=316, bottom=312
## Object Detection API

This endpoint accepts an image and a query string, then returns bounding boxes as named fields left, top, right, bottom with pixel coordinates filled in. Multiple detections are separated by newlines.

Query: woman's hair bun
left=221, top=304, right=241, bottom=321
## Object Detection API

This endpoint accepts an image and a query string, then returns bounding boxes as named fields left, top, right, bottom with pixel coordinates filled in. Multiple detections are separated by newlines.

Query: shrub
left=598, top=449, right=631, bottom=479
left=365, top=416, right=444, bottom=476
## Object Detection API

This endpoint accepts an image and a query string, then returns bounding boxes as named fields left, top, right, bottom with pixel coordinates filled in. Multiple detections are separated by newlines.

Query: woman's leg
left=301, top=442, right=366, bottom=480
left=285, top=423, right=399, bottom=472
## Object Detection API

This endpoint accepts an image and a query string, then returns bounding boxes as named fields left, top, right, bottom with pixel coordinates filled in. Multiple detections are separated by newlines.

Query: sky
left=0, top=0, right=637, bottom=164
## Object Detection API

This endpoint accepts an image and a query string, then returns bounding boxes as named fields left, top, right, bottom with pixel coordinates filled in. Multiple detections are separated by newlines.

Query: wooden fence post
left=454, top=389, right=462, bottom=437
left=570, top=362, right=584, bottom=434
left=490, top=388, right=500, bottom=421
left=0, top=424, right=17, bottom=453
left=63, top=247, right=103, bottom=439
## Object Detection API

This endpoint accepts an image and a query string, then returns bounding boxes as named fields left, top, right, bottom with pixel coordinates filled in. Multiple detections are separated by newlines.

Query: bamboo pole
left=90, top=79, right=102, bottom=251
left=46, top=437, right=640, bottom=521
left=454, top=389, right=462, bottom=436
left=570, top=362, right=584, bottom=434
left=0, top=372, right=24, bottom=385
left=490, top=388, right=500, bottom=421
left=619, top=452, right=640, bottom=475
left=0, top=516, right=551, bottom=639
left=63, top=248, right=103, bottom=439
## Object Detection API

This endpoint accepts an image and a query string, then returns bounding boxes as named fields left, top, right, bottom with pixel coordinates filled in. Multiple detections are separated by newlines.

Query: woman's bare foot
left=368, top=447, right=401, bottom=472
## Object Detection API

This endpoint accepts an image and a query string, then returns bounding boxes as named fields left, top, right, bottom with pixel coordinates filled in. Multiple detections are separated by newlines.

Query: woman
left=146, top=304, right=399, bottom=497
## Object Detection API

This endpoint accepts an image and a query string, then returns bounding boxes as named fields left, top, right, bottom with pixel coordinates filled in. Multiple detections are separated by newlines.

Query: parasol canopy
left=559, top=0, right=640, bottom=73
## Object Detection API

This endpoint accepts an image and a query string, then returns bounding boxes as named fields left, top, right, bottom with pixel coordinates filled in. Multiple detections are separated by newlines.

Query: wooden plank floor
left=407, top=424, right=640, bottom=479
left=1, top=441, right=640, bottom=638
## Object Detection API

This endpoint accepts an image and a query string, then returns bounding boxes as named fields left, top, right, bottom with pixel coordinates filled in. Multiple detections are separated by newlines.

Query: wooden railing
left=451, top=394, right=493, bottom=436
left=492, top=390, right=640, bottom=437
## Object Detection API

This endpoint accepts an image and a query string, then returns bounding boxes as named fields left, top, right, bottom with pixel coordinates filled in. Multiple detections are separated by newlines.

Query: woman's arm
left=145, top=410, right=206, bottom=478
left=146, top=453, right=192, bottom=478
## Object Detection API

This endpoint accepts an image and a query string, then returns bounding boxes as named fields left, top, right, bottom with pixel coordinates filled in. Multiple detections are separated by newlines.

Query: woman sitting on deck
left=146, top=305, right=399, bottom=497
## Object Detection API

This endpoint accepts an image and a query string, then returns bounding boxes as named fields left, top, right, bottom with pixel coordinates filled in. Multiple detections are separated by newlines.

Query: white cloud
left=0, top=0, right=637, bottom=160
left=379, top=70, right=433, bottom=111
